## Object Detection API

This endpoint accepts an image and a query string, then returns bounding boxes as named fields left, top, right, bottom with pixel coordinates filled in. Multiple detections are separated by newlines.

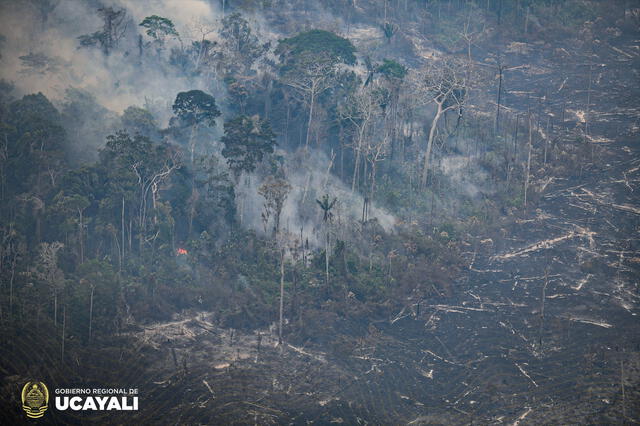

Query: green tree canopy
left=121, top=106, right=158, bottom=137
left=221, top=115, right=276, bottom=179
left=377, top=59, right=407, bottom=81
left=172, top=90, right=220, bottom=127
left=219, top=13, right=269, bottom=74
left=276, top=29, right=356, bottom=67
left=139, top=15, right=179, bottom=42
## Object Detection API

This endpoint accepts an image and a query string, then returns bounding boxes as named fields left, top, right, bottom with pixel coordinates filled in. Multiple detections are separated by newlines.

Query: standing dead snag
left=364, top=135, right=389, bottom=203
left=495, top=61, right=504, bottom=134
left=259, top=173, right=292, bottom=346
left=89, top=282, right=94, bottom=343
left=279, top=247, right=285, bottom=345
left=33, top=242, right=65, bottom=327
left=338, top=86, right=383, bottom=192
left=413, top=57, right=467, bottom=187
left=538, top=268, right=549, bottom=348
left=524, top=114, right=533, bottom=209
left=61, top=305, right=66, bottom=362
left=258, top=176, right=292, bottom=238
left=282, top=55, right=335, bottom=150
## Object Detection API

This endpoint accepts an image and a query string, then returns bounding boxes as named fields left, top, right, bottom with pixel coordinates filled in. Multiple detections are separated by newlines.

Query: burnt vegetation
left=0, top=0, right=639, bottom=423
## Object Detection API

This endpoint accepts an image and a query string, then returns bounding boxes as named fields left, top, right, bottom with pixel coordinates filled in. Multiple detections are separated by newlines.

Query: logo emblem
left=21, top=381, right=49, bottom=418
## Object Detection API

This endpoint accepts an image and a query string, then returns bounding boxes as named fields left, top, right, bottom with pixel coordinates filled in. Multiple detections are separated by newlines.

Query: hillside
left=0, top=1, right=638, bottom=423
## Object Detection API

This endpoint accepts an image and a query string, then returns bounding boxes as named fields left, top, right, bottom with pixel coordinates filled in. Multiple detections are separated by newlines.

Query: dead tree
left=33, top=242, right=64, bottom=327
left=524, top=114, right=533, bottom=208
left=61, top=305, right=66, bottom=362
left=338, top=86, right=382, bottom=192
left=132, top=150, right=180, bottom=252
left=89, top=283, right=94, bottom=343
left=282, top=54, right=336, bottom=149
left=258, top=176, right=292, bottom=238
left=278, top=247, right=285, bottom=345
left=364, top=136, right=389, bottom=203
left=538, top=268, right=549, bottom=348
left=413, top=57, right=467, bottom=187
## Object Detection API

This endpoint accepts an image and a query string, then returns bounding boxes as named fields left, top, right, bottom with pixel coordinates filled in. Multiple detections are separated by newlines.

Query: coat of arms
left=21, top=381, right=49, bottom=418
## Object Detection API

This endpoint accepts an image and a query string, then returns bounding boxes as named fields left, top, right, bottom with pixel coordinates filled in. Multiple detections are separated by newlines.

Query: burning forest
left=0, top=0, right=638, bottom=423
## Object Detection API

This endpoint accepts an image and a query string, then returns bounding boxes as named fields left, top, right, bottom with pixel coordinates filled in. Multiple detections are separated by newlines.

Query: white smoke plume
left=240, top=148, right=397, bottom=249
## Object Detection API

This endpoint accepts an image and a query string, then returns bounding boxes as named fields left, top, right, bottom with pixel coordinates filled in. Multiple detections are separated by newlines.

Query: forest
left=0, top=0, right=639, bottom=423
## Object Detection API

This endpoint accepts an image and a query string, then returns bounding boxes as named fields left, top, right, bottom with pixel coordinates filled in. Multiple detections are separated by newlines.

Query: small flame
left=177, top=248, right=188, bottom=255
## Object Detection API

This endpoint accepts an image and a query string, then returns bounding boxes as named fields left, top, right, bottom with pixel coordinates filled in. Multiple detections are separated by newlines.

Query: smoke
left=116, top=0, right=217, bottom=27
left=239, top=148, right=397, bottom=249
left=439, top=155, right=490, bottom=198
left=0, top=0, right=223, bottom=120
left=0, top=0, right=399, bottom=240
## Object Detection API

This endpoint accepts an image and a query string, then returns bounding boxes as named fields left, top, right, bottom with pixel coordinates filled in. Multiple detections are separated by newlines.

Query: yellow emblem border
left=21, top=381, right=49, bottom=419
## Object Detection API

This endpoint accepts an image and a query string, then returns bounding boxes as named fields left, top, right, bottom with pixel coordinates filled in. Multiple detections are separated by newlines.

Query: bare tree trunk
left=621, top=359, right=626, bottom=419
left=284, top=94, right=290, bottom=147
left=89, top=285, right=94, bottom=344
left=422, top=102, right=443, bottom=187
left=78, top=208, right=84, bottom=264
left=121, top=196, right=125, bottom=271
left=524, top=114, right=533, bottom=208
left=9, top=252, right=16, bottom=316
left=585, top=62, right=593, bottom=138
left=61, top=305, right=66, bottom=362
left=189, top=123, right=198, bottom=163
left=496, top=65, right=503, bottom=134
left=278, top=248, right=285, bottom=345
left=351, top=124, right=367, bottom=192
left=538, top=268, right=549, bottom=348
left=113, top=230, right=121, bottom=272
left=544, top=116, right=550, bottom=164
left=370, top=163, right=377, bottom=203
left=352, top=145, right=361, bottom=192
left=325, top=229, right=330, bottom=295
left=305, top=89, right=316, bottom=149
left=362, top=156, right=368, bottom=196
left=513, top=113, right=519, bottom=160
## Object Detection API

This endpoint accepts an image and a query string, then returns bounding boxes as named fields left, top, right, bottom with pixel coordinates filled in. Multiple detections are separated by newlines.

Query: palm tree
left=382, top=22, right=397, bottom=43
left=316, top=195, right=337, bottom=293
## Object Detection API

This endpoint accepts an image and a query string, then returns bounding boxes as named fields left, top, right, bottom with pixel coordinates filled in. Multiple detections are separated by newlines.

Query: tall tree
left=277, top=30, right=356, bottom=149
left=32, top=241, right=64, bottom=326
left=101, top=131, right=180, bottom=254
left=78, top=7, right=128, bottom=56
left=258, top=175, right=292, bottom=237
left=172, top=90, right=220, bottom=163
left=121, top=106, right=158, bottom=138
left=139, top=15, right=179, bottom=51
left=339, top=86, right=386, bottom=192
left=221, top=115, right=276, bottom=181
left=52, top=193, right=90, bottom=264
left=218, top=13, right=268, bottom=75
left=413, top=57, right=467, bottom=187
left=6, top=93, right=66, bottom=200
